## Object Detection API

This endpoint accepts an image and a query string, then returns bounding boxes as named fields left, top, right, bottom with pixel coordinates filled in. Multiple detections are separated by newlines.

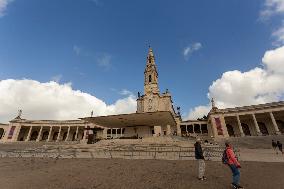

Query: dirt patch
left=0, top=158, right=283, bottom=189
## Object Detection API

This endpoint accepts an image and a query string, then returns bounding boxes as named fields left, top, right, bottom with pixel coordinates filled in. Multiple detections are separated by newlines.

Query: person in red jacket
left=225, top=142, right=243, bottom=189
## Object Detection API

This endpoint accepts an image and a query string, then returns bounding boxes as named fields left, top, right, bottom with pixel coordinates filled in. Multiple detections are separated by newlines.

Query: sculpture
left=18, top=109, right=22, bottom=118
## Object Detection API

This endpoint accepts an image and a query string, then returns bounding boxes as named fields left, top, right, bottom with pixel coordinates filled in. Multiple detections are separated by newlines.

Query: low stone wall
left=0, top=144, right=224, bottom=161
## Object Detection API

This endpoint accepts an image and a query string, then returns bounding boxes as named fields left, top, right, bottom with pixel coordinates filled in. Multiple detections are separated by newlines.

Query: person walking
left=277, top=141, right=283, bottom=154
left=194, top=138, right=206, bottom=180
left=224, top=142, right=243, bottom=189
left=272, top=140, right=278, bottom=154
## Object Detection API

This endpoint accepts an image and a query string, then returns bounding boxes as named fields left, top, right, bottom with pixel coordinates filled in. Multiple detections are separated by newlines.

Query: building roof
left=211, top=101, right=284, bottom=114
left=181, top=120, right=208, bottom=124
left=9, top=119, right=86, bottom=125
left=81, top=111, right=177, bottom=128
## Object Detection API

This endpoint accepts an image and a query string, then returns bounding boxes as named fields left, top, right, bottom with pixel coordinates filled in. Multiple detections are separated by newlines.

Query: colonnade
left=106, top=128, right=124, bottom=139
left=222, top=111, right=284, bottom=137
left=19, top=126, right=85, bottom=142
left=180, top=124, right=208, bottom=136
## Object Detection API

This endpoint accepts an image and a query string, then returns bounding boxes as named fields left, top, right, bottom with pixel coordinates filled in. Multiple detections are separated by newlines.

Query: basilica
left=0, top=48, right=284, bottom=143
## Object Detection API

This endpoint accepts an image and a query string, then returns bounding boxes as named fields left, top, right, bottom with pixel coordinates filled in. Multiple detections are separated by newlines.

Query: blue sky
left=1, top=0, right=284, bottom=122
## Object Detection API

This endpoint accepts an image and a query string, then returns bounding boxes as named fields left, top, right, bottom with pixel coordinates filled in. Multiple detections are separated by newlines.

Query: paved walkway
left=239, top=148, right=284, bottom=162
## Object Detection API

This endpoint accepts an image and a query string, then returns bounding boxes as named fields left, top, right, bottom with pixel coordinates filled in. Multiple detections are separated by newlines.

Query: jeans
left=229, top=164, right=240, bottom=185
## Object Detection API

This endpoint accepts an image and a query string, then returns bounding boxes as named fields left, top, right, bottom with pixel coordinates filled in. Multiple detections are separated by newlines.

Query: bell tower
left=144, top=47, right=160, bottom=94
left=137, top=46, right=176, bottom=114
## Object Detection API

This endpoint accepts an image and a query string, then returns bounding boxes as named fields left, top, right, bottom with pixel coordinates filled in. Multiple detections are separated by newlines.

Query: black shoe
left=202, top=176, right=207, bottom=180
left=237, top=185, right=244, bottom=189
left=231, top=183, right=237, bottom=189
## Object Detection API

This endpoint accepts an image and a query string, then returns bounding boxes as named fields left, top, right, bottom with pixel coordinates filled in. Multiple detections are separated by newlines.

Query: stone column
left=154, top=126, right=162, bottom=137
left=36, top=126, right=43, bottom=142
left=199, top=124, right=202, bottom=134
left=82, top=127, right=86, bottom=139
left=65, top=126, right=71, bottom=141
left=56, top=126, right=62, bottom=142
left=25, top=126, right=33, bottom=141
left=210, top=117, right=218, bottom=137
left=166, top=125, right=171, bottom=135
left=236, top=115, right=245, bottom=137
left=75, top=126, right=79, bottom=140
left=220, top=116, right=229, bottom=137
left=47, top=126, right=52, bottom=142
left=270, top=112, right=281, bottom=135
left=252, top=114, right=261, bottom=136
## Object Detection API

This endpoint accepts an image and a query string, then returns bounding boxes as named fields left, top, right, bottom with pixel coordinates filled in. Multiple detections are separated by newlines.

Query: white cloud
left=272, top=23, right=284, bottom=45
left=96, top=53, right=111, bottom=68
left=262, top=45, right=284, bottom=73
left=73, top=45, right=112, bottom=68
left=0, top=79, right=136, bottom=123
left=183, top=42, right=202, bottom=60
left=260, top=0, right=284, bottom=19
left=119, top=89, right=133, bottom=96
left=51, top=74, right=62, bottom=83
left=186, top=45, right=284, bottom=119
left=186, top=105, right=211, bottom=120
left=0, top=0, right=13, bottom=17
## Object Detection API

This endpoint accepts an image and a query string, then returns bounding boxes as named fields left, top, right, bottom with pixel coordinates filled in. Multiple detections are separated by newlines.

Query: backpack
left=222, top=149, right=229, bottom=164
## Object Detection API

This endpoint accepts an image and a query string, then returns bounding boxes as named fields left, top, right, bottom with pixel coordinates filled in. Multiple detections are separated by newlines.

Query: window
left=149, top=75, right=152, bottom=82
left=107, top=129, right=111, bottom=134
left=112, top=129, right=116, bottom=134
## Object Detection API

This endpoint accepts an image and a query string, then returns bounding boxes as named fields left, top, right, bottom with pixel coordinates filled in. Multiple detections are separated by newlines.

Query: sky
left=1, top=0, right=284, bottom=123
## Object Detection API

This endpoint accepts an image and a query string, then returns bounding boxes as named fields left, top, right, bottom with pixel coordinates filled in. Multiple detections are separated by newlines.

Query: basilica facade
left=0, top=48, right=284, bottom=143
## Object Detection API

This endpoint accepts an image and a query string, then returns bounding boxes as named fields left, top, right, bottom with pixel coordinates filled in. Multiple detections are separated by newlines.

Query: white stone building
left=0, top=47, right=284, bottom=143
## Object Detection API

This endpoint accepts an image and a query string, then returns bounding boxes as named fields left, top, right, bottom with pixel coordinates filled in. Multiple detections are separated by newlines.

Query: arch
left=201, top=124, right=208, bottom=134
left=241, top=123, right=251, bottom=136
left=72, top=132, right=76, bottom=141
left=0, top=128, right=4, bottom=139
left=187, top=125, right=194, bottom=133
left=42, top=131, right=49, bottom=141
left=276, top=120, right=284, bottom=133
left=30, top=131, right=38, bottom=141
left=226, top=124, right=235, bottom=137
left=180, top=125, right=186, bottom=136
left=194, top=124, right=201, bottom=133
left=52, top=132, right=59, bottom=141
left=257, top=122, right=269, bottom=135
left=62, top=132, right=68, bottom=141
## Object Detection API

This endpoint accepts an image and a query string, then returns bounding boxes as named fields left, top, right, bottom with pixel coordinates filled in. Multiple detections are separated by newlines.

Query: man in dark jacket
left=194, top=138, right=206, bottom=180
left=272, top=140, right=277, bottom=154
left=277, top=141, right=283, bottom=154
